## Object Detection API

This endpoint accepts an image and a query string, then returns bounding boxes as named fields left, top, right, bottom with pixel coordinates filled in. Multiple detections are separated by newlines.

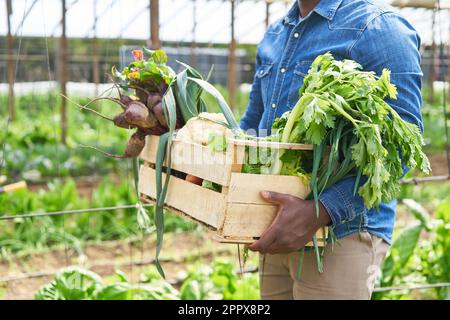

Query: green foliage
left=0, top=177, right=195, bottom=255
left=419, top=200, right=450, bottom=299
left=150, top=56, right=240, bottom=278
left=35, top=267, right=102, bottom=300
left=179, top=260, right=259, bottom=300
left=0, top=93, right=129, bottom=180
left=273, top=53, right=430, bottom=209
left=35, top=267, right=179, bottom=300
left=36, top=260, right=259, bottom=301
left=374, top=198, right=450, bottom=300
left=115, top=48, right=175, bottom=86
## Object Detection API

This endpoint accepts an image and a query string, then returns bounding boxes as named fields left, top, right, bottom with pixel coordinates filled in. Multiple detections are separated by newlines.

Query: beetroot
left=113, top=112, right=133, bottom=129
left=152, top=102, right=167, bottom=127
left=124, top=101, right=159, bottom=129
left=147, top=93, right=162, bottom=109
left=123, top=130, right=147, bottom=158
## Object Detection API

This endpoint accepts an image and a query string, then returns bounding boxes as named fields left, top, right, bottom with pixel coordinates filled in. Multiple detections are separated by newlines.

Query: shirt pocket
left=287, top=61, right=312, bottom=109
left=256, top=63, right=273, bottom=107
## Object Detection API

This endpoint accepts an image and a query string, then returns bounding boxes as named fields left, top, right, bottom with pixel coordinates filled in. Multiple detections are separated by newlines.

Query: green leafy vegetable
left=273, top=52, right=431, bottom=209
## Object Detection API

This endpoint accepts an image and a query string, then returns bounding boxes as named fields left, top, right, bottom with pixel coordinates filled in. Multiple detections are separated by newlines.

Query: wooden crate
left=139, top=135, right=327, bottom=246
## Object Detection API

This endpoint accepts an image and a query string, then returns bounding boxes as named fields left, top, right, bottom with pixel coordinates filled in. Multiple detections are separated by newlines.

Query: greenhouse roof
left=0, top=0, right=448, bottom=45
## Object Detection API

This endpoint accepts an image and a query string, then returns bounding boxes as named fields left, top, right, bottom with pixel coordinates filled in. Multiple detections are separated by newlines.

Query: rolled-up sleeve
left=319, top=12, right=424, bottom=226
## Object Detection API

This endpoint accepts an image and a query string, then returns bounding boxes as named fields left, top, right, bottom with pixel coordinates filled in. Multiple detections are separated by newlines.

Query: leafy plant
left=35, top=260, right=259, bottom=301
left=374, top=199, right=450, bottom=300
left=271, top=52, right=431, bottom=210
left=35, top=267, right=179, bottom=300
left=179, top=260, right=259, bottom=300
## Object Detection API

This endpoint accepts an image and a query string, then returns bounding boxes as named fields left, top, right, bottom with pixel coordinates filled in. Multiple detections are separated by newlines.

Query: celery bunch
left=272, top=53, right=431, bottom=210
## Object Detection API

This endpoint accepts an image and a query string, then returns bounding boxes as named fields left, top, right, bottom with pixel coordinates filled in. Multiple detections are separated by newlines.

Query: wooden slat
left=219, top=203, right=326, bottom=246
left=138, top=165, right=225, bottom=228
left=140, top=136, right=234, bottom=186
left=140, top=135, right=160, bottom=163
left=213, top=235, right=326, bottom=247
left=231, top=139, right=313, bottom=151
left=227, top=173, right=310, bottom=205
left=140, top=196, right=216, bottom=231
left=220, top=203, right=277, bottom=238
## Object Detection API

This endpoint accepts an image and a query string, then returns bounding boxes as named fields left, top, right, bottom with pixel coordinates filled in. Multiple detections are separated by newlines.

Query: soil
left=428, top=153, right=449, bottom=176
left=0, top=231, right=236, bottom=300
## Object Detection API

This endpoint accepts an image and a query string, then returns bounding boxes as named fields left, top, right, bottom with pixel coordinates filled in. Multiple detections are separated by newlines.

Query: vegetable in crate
left=74, top=47, right=241, bottom=278
left=176, top=113, right=234, bottom=147
left=76, top=48, right=240, bottom=159
left=270, top=53, right=431, bottom=210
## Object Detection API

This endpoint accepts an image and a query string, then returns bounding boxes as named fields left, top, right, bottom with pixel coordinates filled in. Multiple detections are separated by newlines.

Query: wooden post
left=149, top=0, right=161, bottom=49
left=60, top=0, right=68, bottom=144
left=447, top=43, right=450, bottom=103
left=428, top=10, right=436, bottom=104
left=265, top=0, right=271, bottom=29
left=228, top=0, right=237, bottom=110
left=92, top=0, right=100, bottom=96
left=6, top=0, right=15, bottom=121
left=190, top=0, right=197, bottom=67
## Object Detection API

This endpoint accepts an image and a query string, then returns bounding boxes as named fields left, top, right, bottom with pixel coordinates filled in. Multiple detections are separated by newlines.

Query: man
left=241, top=0, right=423, bottom=300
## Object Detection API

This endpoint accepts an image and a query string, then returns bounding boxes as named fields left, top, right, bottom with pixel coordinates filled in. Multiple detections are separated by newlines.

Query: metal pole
left=265, top=0, right=271, bottom=29
left=429, top=10, right=437, bottom=103
left=60, top=0, right=68, bottom=144
left=228, top=0, right=237, bottom=110
left=149, top=0, right=161, bottom=49
left=190, top=0, right=198, bottom=67
left=6, top=0, right=15, bottom=121
left=92, top=0, right=100, bottom=96
left=448, top=43, right=450, bottom=103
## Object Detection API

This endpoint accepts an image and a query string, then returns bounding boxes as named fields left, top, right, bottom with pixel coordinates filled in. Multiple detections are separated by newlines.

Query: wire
left=117, top=3, right=150, bottom=38
left=13, top=0, right=39, bottom=36
left=83, top=0, right=119, bottom=38
left=437, top=0, right=450, bottom=177
left=401, top=175, right=450, bottom=184
left=374, top=282, right=450, bottom=293
left=0, top=204, right=153, bottom=221
left=49, top=0, right=81, bottom=37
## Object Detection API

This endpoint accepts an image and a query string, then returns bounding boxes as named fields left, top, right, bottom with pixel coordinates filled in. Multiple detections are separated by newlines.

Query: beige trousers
left=259, top=232, right=389, bottom=300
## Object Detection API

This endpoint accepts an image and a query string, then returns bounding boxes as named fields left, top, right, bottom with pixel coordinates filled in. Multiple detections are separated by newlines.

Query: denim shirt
left=240, top=0, right=423, bottom=245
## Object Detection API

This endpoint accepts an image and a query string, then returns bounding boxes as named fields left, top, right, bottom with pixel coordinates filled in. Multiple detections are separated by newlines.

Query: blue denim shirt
left=240, top=0, right=423, bottom=245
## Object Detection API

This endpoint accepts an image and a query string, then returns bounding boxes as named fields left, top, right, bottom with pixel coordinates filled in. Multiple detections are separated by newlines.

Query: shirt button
left=272, top=103, right=276, bottom=109
left=280, top=68, right=286, bottom=73
left=294, top=33, right=299, bottom=38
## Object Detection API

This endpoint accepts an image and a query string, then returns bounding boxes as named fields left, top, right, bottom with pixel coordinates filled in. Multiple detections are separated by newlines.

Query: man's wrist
left=318, top=201, right=332, bottom=226
left=308, top=200, right=332, bottom=228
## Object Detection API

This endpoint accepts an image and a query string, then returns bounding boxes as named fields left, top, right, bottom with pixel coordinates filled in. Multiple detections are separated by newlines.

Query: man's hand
left=249, top=191, right=331, bottom=254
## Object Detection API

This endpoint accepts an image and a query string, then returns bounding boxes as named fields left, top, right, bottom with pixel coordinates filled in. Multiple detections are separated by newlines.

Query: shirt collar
left=283, top=0, right=343, bottom=25
left=314, top=0, right=343, bottom=21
